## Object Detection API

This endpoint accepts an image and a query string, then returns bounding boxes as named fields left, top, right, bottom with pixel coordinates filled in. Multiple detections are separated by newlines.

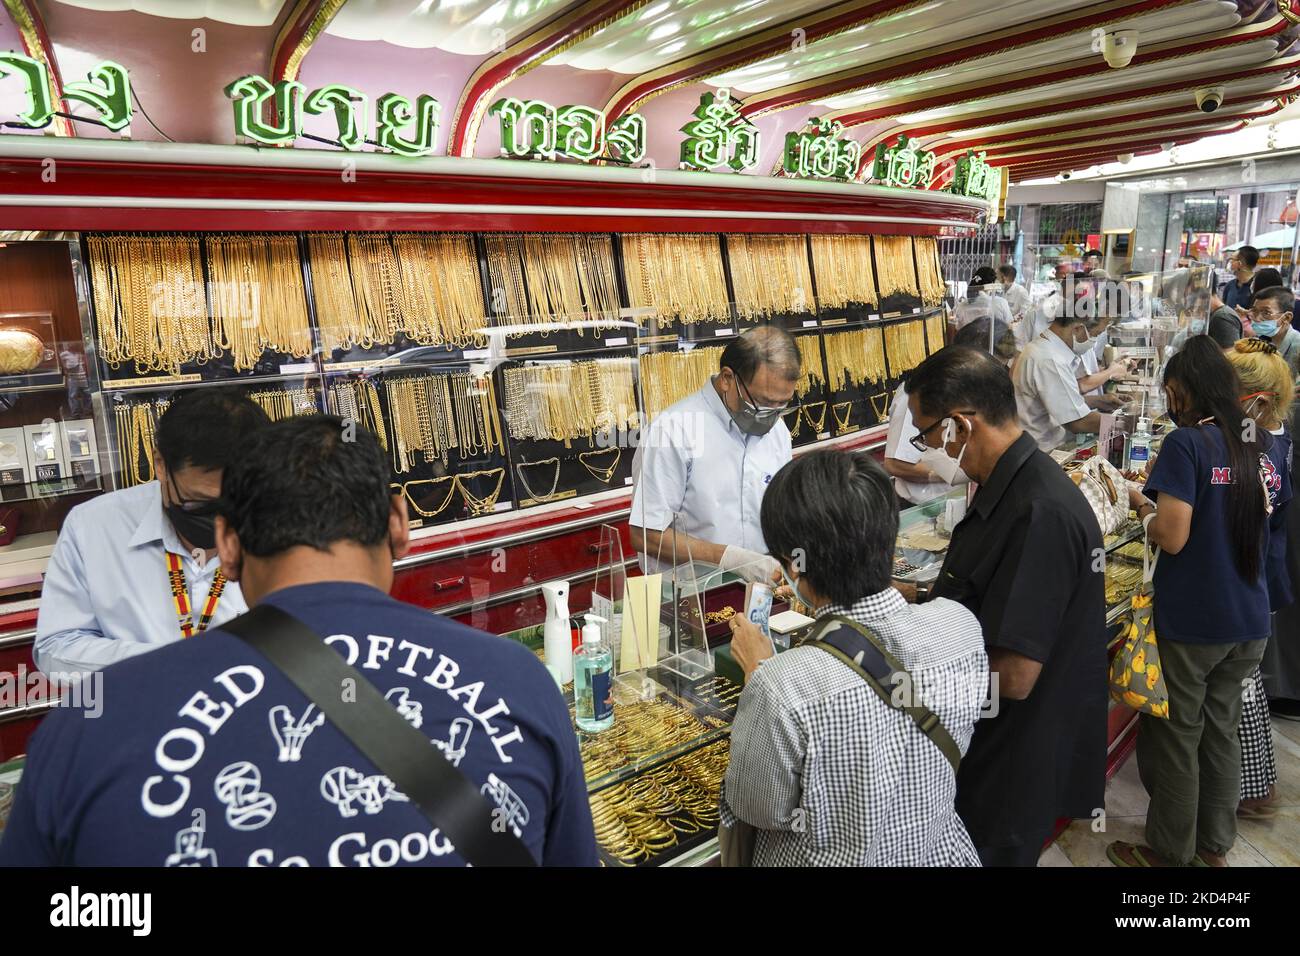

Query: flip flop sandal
left=1236, top=802, right=1278, bottom=820
left=1107, top=841, right=1173, bottom=867
left=1193, top=850, right=1228, bottom=867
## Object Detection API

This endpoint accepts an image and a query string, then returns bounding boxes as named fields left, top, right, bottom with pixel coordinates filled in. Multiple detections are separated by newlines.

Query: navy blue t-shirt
left=0, top=582, right=597, bottom=867
left=1145, top=425, right=1270, bottom=643
left=1264, top=425, right=1295, bottom=612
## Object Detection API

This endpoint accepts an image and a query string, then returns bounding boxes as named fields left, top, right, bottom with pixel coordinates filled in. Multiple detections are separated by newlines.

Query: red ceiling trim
left=270, top=0, right=348, bottom=85
left=740, top=0, right=1206, bottom=119
left=447, top=0, right=652, bottom=159
left=928, top=81, right=1300, bottom=158
left=601, top=0, right=922, bottom=122
left=1006, top=131, right=1224, bottom=179
left=825, top=12, right=1294, bottom=130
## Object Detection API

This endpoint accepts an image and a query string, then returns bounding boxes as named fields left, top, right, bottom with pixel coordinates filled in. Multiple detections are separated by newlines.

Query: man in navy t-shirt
left=0, top=416, right=597, bottom=867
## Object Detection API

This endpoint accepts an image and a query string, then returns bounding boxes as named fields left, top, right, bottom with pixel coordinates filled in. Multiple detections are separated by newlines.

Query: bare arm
left=1063, top=412, right=1103, bottom=435
left=987, top=648, right=1045, bottom=700
left=1129, top=489, right=1193, bottom=554
left=629, top=524, right=727, bottom=566
left=883, top=457, right=935, bottom=485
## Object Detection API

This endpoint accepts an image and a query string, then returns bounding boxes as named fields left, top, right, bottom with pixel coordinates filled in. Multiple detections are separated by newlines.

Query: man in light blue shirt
left=34, top=389, right=270, bottom=677
left=630, top=327, right=797, bottom=580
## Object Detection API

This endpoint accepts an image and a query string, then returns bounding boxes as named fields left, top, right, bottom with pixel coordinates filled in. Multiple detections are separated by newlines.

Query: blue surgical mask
left=781, top=566, right=814, bottom=610
left=1254, top=320, right=1279, bottom=338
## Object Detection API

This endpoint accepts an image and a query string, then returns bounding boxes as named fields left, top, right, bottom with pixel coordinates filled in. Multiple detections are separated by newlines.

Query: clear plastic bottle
left=574, top=615, right=614, bottom=733
left=1128, top=416, right=1152, bottom=474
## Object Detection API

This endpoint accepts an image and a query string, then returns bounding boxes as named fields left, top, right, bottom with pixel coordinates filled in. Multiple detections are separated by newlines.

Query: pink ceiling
left=41, top=3, right=274, bottom=143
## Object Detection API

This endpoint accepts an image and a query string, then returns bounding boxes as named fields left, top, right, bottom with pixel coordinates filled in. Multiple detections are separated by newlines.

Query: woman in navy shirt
left=1110, top=336, right=1270, bottom=868
left=1228, top=338, right=1294, bottom=817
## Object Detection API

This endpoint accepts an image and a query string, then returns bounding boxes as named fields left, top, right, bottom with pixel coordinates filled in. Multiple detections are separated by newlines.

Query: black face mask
left=165, top=472, right=220, bottom=551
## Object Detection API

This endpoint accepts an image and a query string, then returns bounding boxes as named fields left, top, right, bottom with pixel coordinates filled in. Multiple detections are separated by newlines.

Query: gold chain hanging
left=810, top=234, right=878, bottom=309
left=247, top=385, right=319, bottom=422
left=794, top=335, right=824, bottom=398
left=88, top=234, right=214, bottom=375
left=914, top=237, right=947, bottom=307
left=823, top=328, right=887, bottom=390
left=884, top=318, right=929, bottom=377
left=637, top=345, right=724, bottom=422
left=726, top=235, right=814, bottom=319
left=485, top=234, right=621, bottom=336
left=874, top=236, right=920, bottom=298
left=925, top=310, right=947, bottom=355
left=207, top=233, right=313, bottom=369
left=502, top=358, right=638, bottom=446
left=621, top=234, right=729, bottom=328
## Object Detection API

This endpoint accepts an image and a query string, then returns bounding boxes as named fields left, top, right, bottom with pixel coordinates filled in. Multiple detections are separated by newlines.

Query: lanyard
left=166, top=551, right=226, bottom=638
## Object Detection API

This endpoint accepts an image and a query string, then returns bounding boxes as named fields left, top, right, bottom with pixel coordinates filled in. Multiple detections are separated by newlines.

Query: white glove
left=719, top=545, right=780, bottom=584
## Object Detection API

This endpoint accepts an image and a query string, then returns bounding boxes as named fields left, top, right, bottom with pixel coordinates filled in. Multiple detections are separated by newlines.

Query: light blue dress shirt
left=34, top=481, right=246, bottom=677
left=630, top=378, right=792, bottom=572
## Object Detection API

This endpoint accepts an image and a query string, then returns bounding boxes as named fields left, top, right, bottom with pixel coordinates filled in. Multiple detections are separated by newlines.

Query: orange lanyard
left=166, top=551, right=226, bottom=638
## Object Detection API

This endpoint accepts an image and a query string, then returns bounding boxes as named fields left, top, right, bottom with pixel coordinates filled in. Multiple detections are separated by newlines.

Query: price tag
left=462, top=349, right=490, bottom=360
left=714, top=329, right=731, bottom=337
left=802, top=320, right=818, bottom=328
left=605, top=337, right=629, bottom=346
left=279, top=363, right=315, bottom=374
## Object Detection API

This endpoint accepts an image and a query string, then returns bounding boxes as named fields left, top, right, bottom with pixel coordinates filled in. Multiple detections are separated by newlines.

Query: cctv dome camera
left=1061, top=171, right=1072, bottom=180
left=1118, top=153, right=1135, bottom=164
left=1194, top=86, right=1225, bottom=113
left=1100, top=30, right=1139, bottom=69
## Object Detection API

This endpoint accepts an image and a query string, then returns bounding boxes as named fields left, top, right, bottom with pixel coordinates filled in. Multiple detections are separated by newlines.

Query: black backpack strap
left=802, top=614, right=962, bottom=773
left=221, top=604, right=536, bottom=867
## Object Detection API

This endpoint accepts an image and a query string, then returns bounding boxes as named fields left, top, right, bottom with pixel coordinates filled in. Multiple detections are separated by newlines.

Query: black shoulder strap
left=802, top=614, right=962, bottom=773
left=221, top=604, right=536, bottom=867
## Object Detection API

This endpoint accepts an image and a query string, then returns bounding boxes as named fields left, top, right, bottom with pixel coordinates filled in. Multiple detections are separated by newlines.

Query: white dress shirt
left=953, top=292, right=1013, bottom=331
left=884, top=382, right=955, bottom=505
left=34, top=481, right=246, bottom=677
left=1013, top=330, right=1093, bottom=452
left=999, top=283, right=1032, bottom=321
left=630, top=379, right=792, bottom=572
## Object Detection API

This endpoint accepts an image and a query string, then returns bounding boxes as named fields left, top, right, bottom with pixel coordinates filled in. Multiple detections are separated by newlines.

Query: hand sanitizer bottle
left=574, top=614, right=614, bottom=733
left=1128, top=416, right=1152, bottom=474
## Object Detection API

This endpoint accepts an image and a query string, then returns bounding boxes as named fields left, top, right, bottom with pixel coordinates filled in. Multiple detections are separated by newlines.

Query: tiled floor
left=1042, top=716, right=1300, bottom=866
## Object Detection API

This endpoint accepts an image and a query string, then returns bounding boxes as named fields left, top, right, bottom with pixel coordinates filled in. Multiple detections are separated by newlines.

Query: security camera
left=1061, top=171, right=1072, bottom=180
left=1100, top=30, right=1139, bottom=69
left=1118, top=153, right=1134, bottom=164
left=1195, top=86, right=1225, bottom=113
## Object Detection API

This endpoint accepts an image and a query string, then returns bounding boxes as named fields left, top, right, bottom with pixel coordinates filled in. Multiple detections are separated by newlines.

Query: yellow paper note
left=620, top=574, right=661, bottom=674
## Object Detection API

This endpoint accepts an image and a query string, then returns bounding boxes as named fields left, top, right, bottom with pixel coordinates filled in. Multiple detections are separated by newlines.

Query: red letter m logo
left=1211, top=467, right=1232, bottom=485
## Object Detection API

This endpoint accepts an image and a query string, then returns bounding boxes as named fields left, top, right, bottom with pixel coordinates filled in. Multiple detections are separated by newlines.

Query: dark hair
left=953, top=316, right=1017, bottom=362
left=967, top=266, right=997, bottom=291
left=760, top=450, right=897, bottom=606
left=998, top=264, right=1016, bottom=281
left=1254, top=284, right=1295, bottom=315
left=156, top=388, right=271, bottom=472
left=1237, top=246, right=1260, bottom=270
left=1084, top=249, right=1103, bottom=261
left=905, top=345, right=1017, bottom=426
left=1162, top=336, right=1266, bottom=581
left=719, top=325, right=800, bottom=383
left=1252, top=267, right=1283, bottom=295
left=220, top=415, right=392, bottom=558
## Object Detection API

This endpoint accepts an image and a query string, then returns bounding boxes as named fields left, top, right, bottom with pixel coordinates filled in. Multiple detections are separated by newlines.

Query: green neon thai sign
left=870, top=135, right=937, bottom=189
left=949, top=149, right=1002, bottom=204
left=488, top=97, right=647, bottom=164
left=783, top=117, right=860, bottom=182
left=0, top=54, right=132, bottom=131
left=680, top=89, right=759, bottom=173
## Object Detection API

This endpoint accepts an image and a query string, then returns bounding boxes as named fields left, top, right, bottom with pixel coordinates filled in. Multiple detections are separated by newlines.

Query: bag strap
left=801, top=614, right=962, bottom=773
left=221, top=604, right=536, bottom=867
left=1141, top=511, right=1160, bottom=583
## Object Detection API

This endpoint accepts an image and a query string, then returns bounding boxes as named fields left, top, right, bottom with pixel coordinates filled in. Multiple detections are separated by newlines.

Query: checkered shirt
left=720, top=588, right=989, bottom=866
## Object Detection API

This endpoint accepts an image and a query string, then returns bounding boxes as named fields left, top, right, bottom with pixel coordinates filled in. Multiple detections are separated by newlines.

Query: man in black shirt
left=903, top=346, right=1107, bottom=866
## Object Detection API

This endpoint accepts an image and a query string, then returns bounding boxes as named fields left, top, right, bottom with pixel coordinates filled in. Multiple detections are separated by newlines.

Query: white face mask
left=1071, top=327, right=1098, bottom=356
left=918, top=417, right=972, bottom=485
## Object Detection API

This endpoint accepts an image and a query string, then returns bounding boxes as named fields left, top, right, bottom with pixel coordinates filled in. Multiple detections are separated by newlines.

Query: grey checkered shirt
left=720, top=588, right=989, bottom=866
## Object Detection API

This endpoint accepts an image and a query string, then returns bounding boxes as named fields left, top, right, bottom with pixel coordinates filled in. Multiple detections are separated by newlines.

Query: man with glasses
left=630, top=326, right=799, bottom=581
left=1250, top=286, right=1300, bottom=372
left=34, top=389, right=270, bottom=677
left=902, top=346, right=1107, bottom=866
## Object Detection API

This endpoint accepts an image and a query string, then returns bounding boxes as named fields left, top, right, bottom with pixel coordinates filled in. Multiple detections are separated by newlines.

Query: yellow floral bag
left=1108, top=516, right=1170, bottom=718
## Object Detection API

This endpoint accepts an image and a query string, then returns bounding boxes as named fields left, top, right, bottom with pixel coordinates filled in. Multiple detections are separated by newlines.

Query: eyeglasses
left=909, top=411, right=976, bottom=453
left=1249, top=308, right=1288, bottom=321
left=168, top=471, right=221, bottom=515
left=734, top=372, right=791, bottom=422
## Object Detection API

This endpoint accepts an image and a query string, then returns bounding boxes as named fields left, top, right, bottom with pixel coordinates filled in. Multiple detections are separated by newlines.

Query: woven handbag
left=1108, top=514, right=1170, bottom=718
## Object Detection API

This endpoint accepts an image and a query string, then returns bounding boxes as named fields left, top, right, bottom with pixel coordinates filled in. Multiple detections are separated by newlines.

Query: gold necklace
left=515, top=457, right=561, bottom=503
left=874, top=236, right=919, bottom=298
left=801, top=401, right=827, bottom=433
left=832, top=401, right=854, bottom=431
left=621, top=234, right=729, bottom=327
left=578, top=447, right=621, bottom=483
left=914, top=237, right=947, bottom=307
left=398, top=476, right=458, bottom=517
left=811, top=234, right=878, bottom=309
left=727, top=234, right=813, bottom=319
left=794, top=334, right=825, bottom=399
left=456, top=467, right=506, bottom=516
left=869, top=391, right=891, bottom=419
left=781, top=406, right=802, bottom=438
left=926, top=310, right=947, bottom=355
left=885, top=318, right=928, bottom=378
